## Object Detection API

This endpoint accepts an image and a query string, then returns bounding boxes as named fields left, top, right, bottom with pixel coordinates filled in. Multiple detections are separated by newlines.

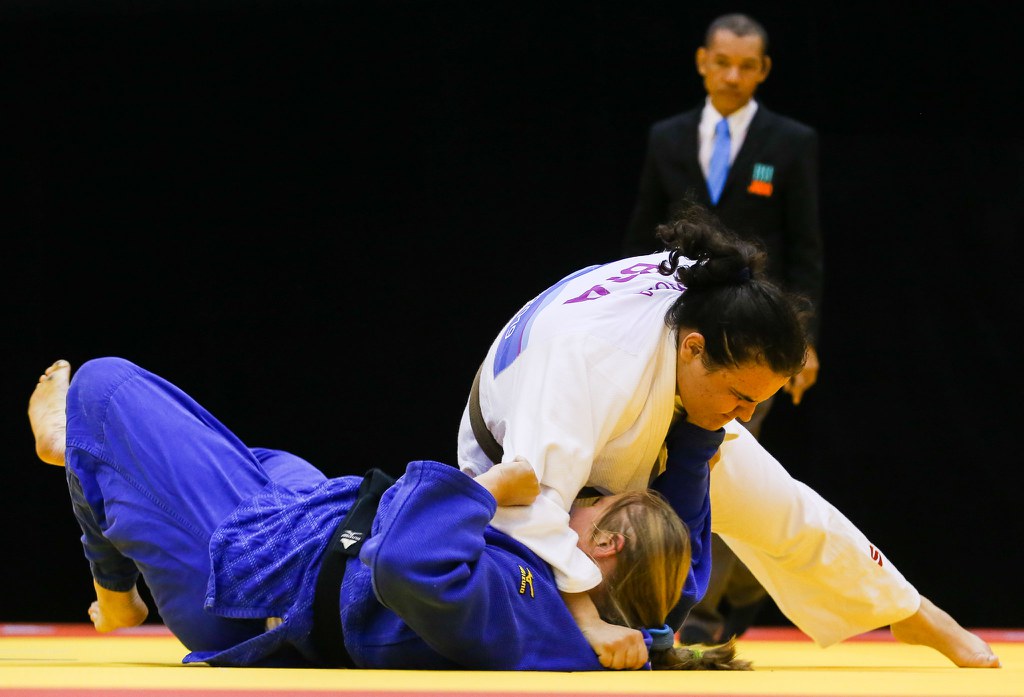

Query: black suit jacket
left=623, top=104, right=823, bottom=341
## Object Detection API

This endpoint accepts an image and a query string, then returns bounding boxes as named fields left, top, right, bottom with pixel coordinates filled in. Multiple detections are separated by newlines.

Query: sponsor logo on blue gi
left=518, top=565, right=535, bottom=598
left=339, top=530, right=363, bottom=550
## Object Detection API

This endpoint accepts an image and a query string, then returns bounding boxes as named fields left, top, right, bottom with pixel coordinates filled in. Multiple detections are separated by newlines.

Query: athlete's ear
left=590, top=531, right=625, bottom=559
left=678, top=332, right=706, bottom=362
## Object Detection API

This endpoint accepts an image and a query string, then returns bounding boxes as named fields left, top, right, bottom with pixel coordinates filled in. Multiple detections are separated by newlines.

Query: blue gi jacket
left=185, top=461, right=608, bottom=670
left=64, top=358, right=679, bottom=671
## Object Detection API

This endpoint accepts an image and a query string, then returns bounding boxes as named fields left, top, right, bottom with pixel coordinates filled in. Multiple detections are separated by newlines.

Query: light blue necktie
left=707, top=117, right=731, bottom=205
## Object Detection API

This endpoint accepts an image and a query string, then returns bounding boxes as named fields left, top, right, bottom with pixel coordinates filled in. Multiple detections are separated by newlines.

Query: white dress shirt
left=698, top=98, right=759, bottom=179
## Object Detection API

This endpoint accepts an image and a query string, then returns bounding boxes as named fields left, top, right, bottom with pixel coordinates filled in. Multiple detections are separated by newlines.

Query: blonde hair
left=587, top=490, right=754, bottom=671
left=652, top=638, right=752, bottom=670
left=589, top=490, right=690, bottom=629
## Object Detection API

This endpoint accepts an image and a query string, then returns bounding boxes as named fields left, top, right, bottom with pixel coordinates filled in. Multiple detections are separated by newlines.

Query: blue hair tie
left=647, top=624, right=675, bottom=652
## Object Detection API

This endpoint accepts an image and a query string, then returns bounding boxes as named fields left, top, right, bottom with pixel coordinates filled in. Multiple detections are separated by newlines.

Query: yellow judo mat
left=1, top=625, right=1021, bottom=697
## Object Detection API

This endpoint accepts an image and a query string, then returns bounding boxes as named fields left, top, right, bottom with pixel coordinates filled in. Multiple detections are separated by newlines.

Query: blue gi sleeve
left=359, top=460, right=600, bottom=671
left=651, top=420, right=725, bottom=631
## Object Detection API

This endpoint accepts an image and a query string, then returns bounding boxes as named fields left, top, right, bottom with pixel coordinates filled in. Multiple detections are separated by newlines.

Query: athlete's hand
left=581, top=621, right=648, bottom=670
left=783, top=345, right=819, bottom=405
left=475, top=458, right=540, bottom=506
left=560, top=591, right=648, bottom=669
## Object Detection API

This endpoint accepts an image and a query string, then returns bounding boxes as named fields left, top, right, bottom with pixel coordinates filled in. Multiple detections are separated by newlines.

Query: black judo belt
left=310, top=467, right=396, bottom=668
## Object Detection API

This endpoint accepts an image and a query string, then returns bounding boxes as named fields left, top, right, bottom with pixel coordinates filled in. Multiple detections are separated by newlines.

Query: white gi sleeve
left=711, top=421, right=920, bottom=646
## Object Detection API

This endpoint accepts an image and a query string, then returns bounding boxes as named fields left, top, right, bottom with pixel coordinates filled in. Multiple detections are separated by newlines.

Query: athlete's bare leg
left=28, top=359, right=71, bottom=466
left=890, top=595, right=1000, bottom=668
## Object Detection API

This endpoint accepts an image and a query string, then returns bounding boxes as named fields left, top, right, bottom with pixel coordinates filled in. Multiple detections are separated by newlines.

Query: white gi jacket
left=458, top=253, right=919, bottom=646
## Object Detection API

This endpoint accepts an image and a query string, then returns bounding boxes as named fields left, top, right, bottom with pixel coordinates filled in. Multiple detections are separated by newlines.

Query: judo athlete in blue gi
left=28, top=357, right=749, bottom=671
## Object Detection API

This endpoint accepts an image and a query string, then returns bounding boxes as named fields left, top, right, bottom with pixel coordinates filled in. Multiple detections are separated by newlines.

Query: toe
left=46, top=359, right=70, bottom=375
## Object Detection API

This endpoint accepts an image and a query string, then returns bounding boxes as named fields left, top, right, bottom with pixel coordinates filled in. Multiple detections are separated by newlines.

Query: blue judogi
left=64, top=357, right=638, bottom=670
left=655, top=419, right=721, bottom=628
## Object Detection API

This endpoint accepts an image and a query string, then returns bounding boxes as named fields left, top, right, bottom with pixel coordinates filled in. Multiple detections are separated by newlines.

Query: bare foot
left=474, top=458, right=540, bottom=506
left=890, top=595, right=1000, bottom=667
left=28, top=360, right=71, bottom=466
left=89, top=581, right=149, bottom=633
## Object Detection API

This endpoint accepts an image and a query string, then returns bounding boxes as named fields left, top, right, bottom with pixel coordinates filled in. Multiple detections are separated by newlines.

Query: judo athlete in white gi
left=28, top=357, right=749, bottom=670
left=457, top=205, right=999, bottom=669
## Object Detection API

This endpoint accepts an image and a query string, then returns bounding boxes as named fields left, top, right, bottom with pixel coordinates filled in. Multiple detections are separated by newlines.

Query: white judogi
left=457, top=253, right=919, bottom=647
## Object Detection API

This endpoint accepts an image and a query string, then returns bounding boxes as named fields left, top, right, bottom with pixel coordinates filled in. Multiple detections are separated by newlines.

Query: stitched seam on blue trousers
left=78, top=371, right=208, bottom=540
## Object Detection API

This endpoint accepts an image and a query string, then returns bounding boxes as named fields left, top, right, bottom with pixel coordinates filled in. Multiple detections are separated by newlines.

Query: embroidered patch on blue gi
left=518, top=565, right=535, bottom=598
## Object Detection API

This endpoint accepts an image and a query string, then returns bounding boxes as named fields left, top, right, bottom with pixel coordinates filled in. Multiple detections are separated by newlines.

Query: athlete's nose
left=734, top=401, right=757, bottom=422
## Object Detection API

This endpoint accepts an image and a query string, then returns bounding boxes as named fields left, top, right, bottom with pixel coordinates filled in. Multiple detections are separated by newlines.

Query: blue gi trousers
left=64, top=357, right=325, bottom=653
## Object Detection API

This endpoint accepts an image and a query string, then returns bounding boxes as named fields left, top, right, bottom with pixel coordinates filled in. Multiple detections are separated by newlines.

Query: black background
left=4, top=1, right=1021, bottom=630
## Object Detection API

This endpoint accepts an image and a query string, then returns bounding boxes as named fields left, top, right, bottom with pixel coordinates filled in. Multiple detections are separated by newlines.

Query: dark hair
left=652, top=638, right=752, bottom=671
left=706, top=13, right=769, bottom=54
left=657, top=204, right=810, bottom=377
